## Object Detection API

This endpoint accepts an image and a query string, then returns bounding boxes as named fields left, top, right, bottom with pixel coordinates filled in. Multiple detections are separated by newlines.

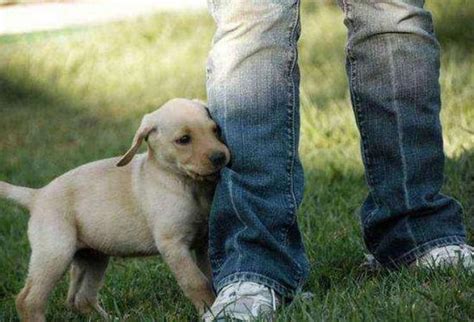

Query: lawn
left=0, top=1, right=473, bottom=321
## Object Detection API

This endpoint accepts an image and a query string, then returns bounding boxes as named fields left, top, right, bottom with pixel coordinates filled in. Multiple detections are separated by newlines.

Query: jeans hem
left=382, top=235, right=466, bottom=268
left=214, top=272, right=297, bottom=298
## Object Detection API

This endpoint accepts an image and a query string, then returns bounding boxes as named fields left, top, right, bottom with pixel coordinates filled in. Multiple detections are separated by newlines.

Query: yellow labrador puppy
left=0, top=98, right=230, bottom=322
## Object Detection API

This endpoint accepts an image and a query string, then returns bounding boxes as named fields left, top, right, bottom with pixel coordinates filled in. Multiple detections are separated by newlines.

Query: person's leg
left=206, top=0, right=309, bottom=298
left=339, top=0, right=467, bottom=267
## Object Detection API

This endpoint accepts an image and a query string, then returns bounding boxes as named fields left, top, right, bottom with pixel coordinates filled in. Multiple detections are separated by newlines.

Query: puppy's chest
left=180, top=185, right=213, bottom=245
left=145, top=183, right=213, bottom=243
left=191, top=185, right=213, bottom=217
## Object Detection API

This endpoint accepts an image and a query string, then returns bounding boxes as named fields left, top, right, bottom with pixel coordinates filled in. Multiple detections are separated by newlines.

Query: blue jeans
left=206, top=0, right=467, bottom=297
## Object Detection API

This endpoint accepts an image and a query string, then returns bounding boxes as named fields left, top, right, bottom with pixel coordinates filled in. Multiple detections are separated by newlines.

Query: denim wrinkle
left=340, top=0, right=466, bottom=266
left=207, top=0, right=309, bottom=298
left=206, top=0, right=468, bottom=296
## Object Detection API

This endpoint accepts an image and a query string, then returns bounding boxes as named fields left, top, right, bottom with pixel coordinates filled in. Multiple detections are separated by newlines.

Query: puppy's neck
left=143, top=152, right=200, bottom=188
left=141, top=153, right=215, bottom=211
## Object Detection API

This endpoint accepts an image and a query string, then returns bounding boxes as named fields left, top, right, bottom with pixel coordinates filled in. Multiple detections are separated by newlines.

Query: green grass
left=1, top=1, right=473, bottom=321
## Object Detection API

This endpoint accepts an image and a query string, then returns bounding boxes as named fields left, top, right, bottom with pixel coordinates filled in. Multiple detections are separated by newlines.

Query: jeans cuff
left=384, top=235, right=466, bottom=268
left=214, top=272, right=295, bottom=298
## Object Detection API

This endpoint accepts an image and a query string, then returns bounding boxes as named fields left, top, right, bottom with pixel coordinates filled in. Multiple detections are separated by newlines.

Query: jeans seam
left=341, top=0, right=349, bottom=16
left=284, top=3, right=298, bottom=234
left=345, top=12, right=383, bottom=236
left=341, top=0, right=353, bottom=28
left=386, top=35, right=411, bottom=210
left=281, top=0, right=303, bottom=281
left=282, top=0, right=298, bottom=246
left=345, top=16, right=374, bottom=191
left=343, top=0, right=382, bottom=245
left=347, top=50, right=380, bottom=229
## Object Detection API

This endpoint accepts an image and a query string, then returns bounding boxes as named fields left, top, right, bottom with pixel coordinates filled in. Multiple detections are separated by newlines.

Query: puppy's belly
left=76, top=215, right=159, bottom=257
left=78, top=229, right=159, bottom=257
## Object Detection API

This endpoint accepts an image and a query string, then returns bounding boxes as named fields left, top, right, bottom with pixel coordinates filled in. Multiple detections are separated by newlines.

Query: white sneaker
left=202, top=282, right=280, bottom=321
left=413, top=244, right=474, bottom=270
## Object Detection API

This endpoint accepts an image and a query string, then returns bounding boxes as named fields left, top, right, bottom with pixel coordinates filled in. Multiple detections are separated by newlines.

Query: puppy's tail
left=0, top=181, right=37, bottom=210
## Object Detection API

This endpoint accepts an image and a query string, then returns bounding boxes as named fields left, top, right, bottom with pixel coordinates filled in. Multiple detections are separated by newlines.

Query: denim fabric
left=206, top=0, right=309, bottom=297
left=339, top=0, right=466, bottom=267
left=206, top=0, right=467, bottom=296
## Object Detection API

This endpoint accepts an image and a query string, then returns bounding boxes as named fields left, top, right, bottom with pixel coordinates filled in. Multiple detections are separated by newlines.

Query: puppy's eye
left=176, top=135, right=191, bottom=145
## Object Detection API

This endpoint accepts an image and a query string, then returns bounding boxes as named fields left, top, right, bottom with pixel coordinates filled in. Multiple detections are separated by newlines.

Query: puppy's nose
left=209, top=151, right=227, bottom=168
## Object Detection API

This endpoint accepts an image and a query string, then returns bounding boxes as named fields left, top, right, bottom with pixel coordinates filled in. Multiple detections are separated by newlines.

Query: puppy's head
left=117, top=98, right=230, bottom=181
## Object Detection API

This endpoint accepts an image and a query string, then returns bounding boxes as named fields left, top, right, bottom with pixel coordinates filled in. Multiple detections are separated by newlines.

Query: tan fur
left=0, top=182, right=37, bottom=208
left=1, top=98, right=230, bottom=321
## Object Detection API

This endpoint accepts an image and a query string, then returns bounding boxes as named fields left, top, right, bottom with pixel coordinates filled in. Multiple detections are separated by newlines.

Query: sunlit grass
left=0, top=2, right=473, bottom=321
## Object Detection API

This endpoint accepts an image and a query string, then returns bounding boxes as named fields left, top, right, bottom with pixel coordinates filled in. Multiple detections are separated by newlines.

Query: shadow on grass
left=0, top=67, right=141, bottom=187
left=0, top=73, right=59, bottom=106
left=0, top=4, right=472, bottom=318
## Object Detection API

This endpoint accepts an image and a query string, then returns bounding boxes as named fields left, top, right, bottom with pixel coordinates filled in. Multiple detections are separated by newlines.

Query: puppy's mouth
left=188, top=170, right=221, bottom=182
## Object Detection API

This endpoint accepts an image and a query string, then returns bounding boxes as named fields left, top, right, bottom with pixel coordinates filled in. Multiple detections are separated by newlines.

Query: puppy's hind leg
left=66, top=250, right=109, bottom=319
left=66, top=260, right=85, bottom=309
left=16, top=222, right=76, bottom=322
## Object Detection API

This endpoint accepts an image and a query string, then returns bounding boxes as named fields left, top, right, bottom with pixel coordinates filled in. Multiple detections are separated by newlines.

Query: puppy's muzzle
left=209, top=151, right=227, bottom=168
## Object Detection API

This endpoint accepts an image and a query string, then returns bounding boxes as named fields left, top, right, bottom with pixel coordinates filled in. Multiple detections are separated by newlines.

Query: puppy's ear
left=116, top=115, right=155, bottom=167
left=193, top=99, right=212, bottom=119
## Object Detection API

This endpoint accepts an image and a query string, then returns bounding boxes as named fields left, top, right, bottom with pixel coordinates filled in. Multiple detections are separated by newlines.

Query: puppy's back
left=31, top=155, right=156, bottom=255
